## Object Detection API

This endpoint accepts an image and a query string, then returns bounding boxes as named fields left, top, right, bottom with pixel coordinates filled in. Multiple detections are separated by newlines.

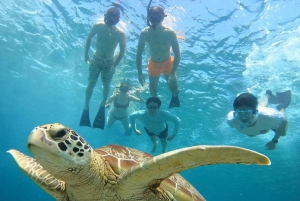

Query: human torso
left=226, top=106, right=285, bottom=136
left=143, top=25, right=174, bottom=62
left=111, top=93, right=129, bottom=118
left=134, top=110, right=179, bottom=134
left=94, top=23, right=123, bottom=59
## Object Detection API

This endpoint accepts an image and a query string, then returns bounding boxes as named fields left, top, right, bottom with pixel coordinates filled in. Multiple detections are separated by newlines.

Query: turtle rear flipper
left=276, top=90, right=292, bottom=110
left=7, top=149, right=67, bottom=200
left=116, top=145, right=270, bottom=200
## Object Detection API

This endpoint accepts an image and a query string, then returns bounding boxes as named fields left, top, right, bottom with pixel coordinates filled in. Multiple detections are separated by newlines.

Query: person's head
left=233, top=93, right=258, bottom=123
left=104, top=7, right=120, bottom=26
left=119, top=81, right=131, bottom=93
left=147, top=6, right=166, bottom=28
left=146, top=97, right=161, bottom=116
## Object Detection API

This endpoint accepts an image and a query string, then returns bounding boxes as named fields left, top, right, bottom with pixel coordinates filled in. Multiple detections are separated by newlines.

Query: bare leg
left=258, top=95, right=268, bottom=107
left=164, top=74, right=179, bottom=96
left=120, top=116, right=130, bottom=130
left=106, top=113, right=117, bottom=129
left=101, top=81, right=111, bottom=107
left=149, top=135, right=158, bottom=153
left=149, top=76, right=160, bottom=97
left=84, top=81, right=97, bottom=110
left=159, top=138, right=167, bottom=153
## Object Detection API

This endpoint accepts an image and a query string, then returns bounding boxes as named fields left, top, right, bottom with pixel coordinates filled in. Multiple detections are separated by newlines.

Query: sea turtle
left=8, top=123, right=270, bottom=201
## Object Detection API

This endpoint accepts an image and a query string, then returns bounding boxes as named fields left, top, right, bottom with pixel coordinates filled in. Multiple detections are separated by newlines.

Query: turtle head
left=27, top=123, right=93, bottom=178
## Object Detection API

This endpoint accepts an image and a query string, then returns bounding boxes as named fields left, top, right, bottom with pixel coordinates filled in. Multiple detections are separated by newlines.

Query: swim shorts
left=144, top=123, right=168, bottom=139
left=88, top=54, right=115, bottom=84
left=147, top=56, right=174, bottom=76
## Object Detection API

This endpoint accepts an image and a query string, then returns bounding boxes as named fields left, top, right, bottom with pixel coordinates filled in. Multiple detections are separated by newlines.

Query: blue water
left=1, top=0, right=300, bottom=200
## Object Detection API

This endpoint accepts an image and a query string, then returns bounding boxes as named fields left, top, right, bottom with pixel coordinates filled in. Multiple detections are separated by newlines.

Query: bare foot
left=151, top=141, right=158, bottom=153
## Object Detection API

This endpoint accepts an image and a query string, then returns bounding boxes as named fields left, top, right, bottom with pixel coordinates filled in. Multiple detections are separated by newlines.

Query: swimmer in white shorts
left=226, top=90, right=292, bottom=150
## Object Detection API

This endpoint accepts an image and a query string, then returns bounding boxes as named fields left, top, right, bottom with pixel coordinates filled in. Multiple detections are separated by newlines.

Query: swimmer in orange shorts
left=136, top=5, right=180, bottom=108
left=147, top=56, right=174, bottom=76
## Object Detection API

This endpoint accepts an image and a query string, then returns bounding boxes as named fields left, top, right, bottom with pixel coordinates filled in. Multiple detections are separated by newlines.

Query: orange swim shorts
left=147, top=56, right=174, bottom=76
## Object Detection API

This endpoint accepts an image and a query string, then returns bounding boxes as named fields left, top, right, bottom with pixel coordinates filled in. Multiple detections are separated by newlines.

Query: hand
left=138, top=73, right=145, bottom=86
left=167, top=135, right=175, bottom=141
left=110, top=65, right=116, bottom=73
left=134, top=88, right=143, bottom=95
left=265, top=140, right=276, bottom=150
left=134, top=129, right=142, bottom=135
left=168, top=73, right=177, bottom=84
left=85, top=54, right=90, bottom=64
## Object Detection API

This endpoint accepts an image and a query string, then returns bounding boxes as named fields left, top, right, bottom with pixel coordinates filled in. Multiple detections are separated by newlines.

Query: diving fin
left=79, top=109, right=91, bottom=127
left=169, top=95, right=180, bottom=109
left=266, top=90, right=278, bottom=104
left=276, top=90, right=292, bottom=110
left=93, top=106, right=105, bottom=130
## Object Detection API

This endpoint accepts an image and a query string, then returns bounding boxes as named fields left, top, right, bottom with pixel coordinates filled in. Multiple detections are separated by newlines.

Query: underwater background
left=1, top=0, right=299, bottom=200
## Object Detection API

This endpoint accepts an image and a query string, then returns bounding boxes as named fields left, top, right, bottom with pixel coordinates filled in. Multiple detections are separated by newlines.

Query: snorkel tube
left=147, top=0, right=153, bottom=27
left=147, top=0, right=167, bottom=30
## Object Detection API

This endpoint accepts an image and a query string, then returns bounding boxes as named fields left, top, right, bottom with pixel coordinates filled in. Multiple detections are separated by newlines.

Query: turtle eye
left=49, top=127, right=68, bottom=140
left=56, top=129, right=67, bottom=137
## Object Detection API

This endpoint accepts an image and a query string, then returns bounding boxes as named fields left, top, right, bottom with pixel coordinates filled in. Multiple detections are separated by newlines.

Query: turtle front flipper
left=117, top=145, right=270, bottom=200
left=7, top=149, right=67, bottom=200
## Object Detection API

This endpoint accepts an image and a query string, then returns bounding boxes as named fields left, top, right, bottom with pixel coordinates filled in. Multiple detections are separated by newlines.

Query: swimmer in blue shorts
left=129, top=97, right=180, bottom=153
left=79, top=6, right=126, bottom=129
left=226, top=90, right=292, bottom=150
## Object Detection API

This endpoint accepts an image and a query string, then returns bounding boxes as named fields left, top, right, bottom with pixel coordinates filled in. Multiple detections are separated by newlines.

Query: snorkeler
left=136, top=1, right=181, bottom=108
left=129, top=97, right=180, bottom=153
left=79, top=6, right=126, bottom=129
left=226, top=90, right=292, bottom=150
left=106, top=81, right=144, bottom=135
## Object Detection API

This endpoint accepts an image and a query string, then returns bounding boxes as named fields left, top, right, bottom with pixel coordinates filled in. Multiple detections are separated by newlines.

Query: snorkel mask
left=104, top=7, right=120, bottom=25
left=118, top=82, right=131, bottom=93
left=147, top=0, right=166, bottom=29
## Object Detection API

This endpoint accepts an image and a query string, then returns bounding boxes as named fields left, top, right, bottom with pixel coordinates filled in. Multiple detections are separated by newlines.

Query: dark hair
left=104, top=7, right=120, bottom=25
left=119, top=82, right=130, bottom=93
left=146, top=97, right=161, bottom=107
left=233, top=93, right=258, bottom=111
left=147, top=6, right=166, bottom=28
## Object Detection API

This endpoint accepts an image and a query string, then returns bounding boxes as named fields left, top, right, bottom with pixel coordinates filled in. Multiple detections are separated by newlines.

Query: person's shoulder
left=162, top=25, right=175, bottom=31
left=258, top=106, right=281, bottom=116
left=162, top=25, right=176, bottom=34
left=257, top=107, right=284, bottom=120
left=115, top=26, right=126, bottom=35
left=140, top=27, right=151, bottom=36
left=226, top=111, right=239, bottom=127
left=160, top=110, right=179, bottom=118
left=94, top=21, right=105, bottom=27
left=226, top=111, right=235, bottom=120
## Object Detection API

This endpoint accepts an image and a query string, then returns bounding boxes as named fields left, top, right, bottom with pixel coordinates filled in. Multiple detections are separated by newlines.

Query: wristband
left=272, top=139, right=278, bottom=143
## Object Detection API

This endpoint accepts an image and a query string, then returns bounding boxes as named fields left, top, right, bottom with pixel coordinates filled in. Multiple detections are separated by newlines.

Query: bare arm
left=136, top=31, right=146, bottom=74
left=113, top=31, right=126, bottom=67
left=166, top=113, right=180, bottom=141
left=106, top=94, right=116, bottom=105
left=170, top=31, right=180, bottom=74
left=128, top=92, right=145, bottom=104
left=129, top=112, right=142, bottom=135
left=85, top=25, right=98, bottom=63
left=265, top=118, right=288, bottom=150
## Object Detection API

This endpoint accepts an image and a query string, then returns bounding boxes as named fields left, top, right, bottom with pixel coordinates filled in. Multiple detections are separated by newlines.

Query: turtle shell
left=95, top=144, right=205, bottom=201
